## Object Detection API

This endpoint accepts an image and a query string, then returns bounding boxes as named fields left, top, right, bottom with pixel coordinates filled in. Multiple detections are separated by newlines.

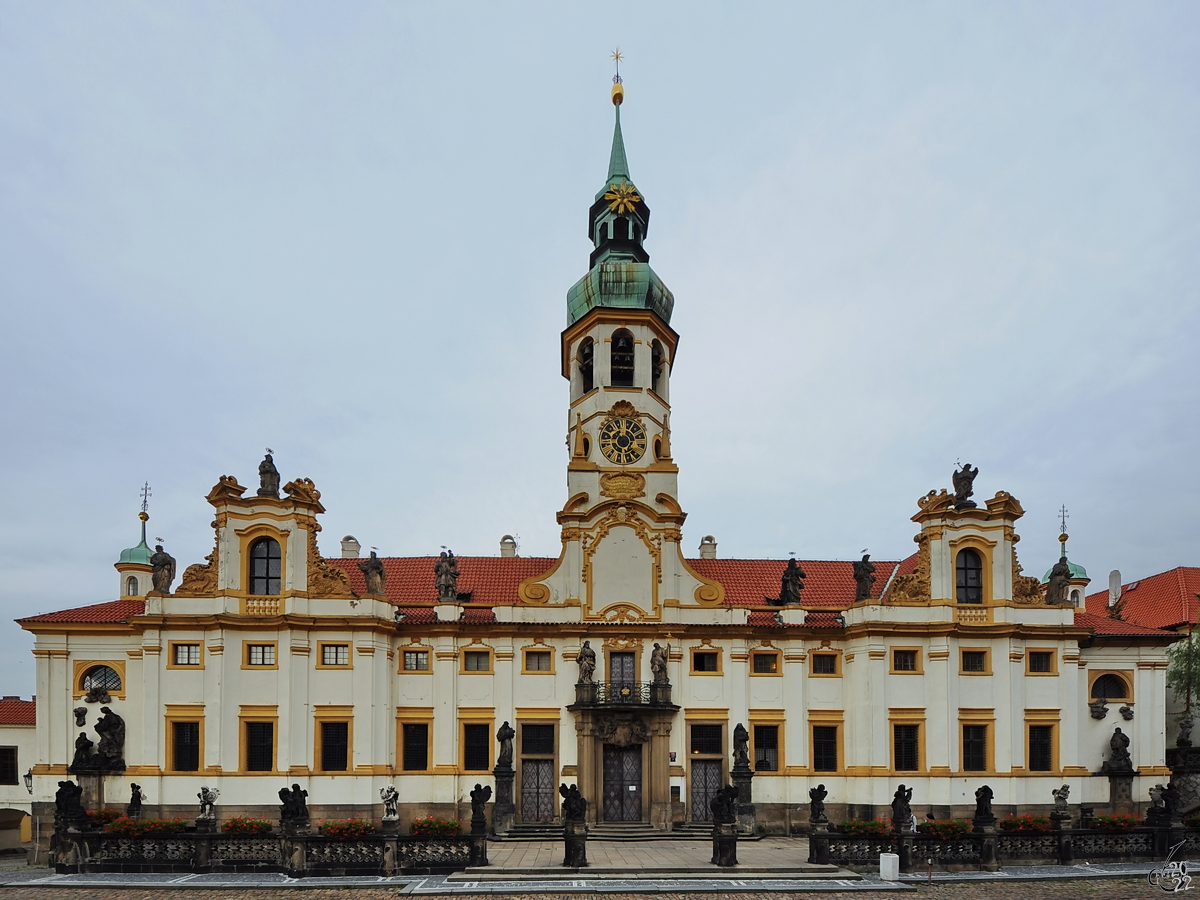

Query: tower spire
left=607, top=50, right=630, bottom=182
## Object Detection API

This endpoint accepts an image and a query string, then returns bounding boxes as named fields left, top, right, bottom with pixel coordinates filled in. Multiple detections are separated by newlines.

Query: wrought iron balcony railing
left=573, top=681, right=673, bottom=707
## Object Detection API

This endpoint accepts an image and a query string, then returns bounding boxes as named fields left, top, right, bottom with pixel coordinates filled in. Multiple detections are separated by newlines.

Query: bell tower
left=520, top=76, right=722, bottom=619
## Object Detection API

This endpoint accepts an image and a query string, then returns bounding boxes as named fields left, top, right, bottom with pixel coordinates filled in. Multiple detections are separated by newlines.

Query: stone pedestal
left=1101, top=766, right=1135, bottom=813
left=195, top=817, right=215, bottom=833
left=975, top=824, right=999, bottom=872
left=808, top=822, right=830, bottom=865
left=563, top=820, right=588, bottom=868
left=730, top=765, right=756, bottom=836
left=896, top=833, right=914, bottom=874
left=492, top=765, right=515, bottom=835
left=381, top=817, right=400, bottom=834
left=711, top=822, right=738, bottom=867
left=470, top=834, right=489, bottom=867
left=1167, top=746, right=1200, bottom=813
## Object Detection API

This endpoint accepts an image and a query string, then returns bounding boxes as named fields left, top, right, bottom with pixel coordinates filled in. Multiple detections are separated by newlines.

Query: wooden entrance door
left=690, top=759, right=722, bottom=822
left=602, top=744, right=642, bottom=822
left=520, top=758, right=555, bottom=822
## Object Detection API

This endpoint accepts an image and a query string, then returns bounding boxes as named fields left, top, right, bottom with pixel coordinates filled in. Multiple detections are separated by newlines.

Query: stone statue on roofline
left=852, top=553, right=876, bottom=602
left=1045, top=557, right=1072, bottom=605
left=150, top=544, right=176, bottom=594
left=772, top=558, right=805, bottom=606
left=258, top=453, right=281, bottom=498
left=359, top=550, right=386, bottom=595
left=952, top=463, right=979, bottom=510
left=435, top=550, right=459, bottom=601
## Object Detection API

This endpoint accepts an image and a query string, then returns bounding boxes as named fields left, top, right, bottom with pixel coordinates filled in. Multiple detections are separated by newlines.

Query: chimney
left=499, top=535, right=517, bottom=558
left=340, top=536, right=361, bottom=559
left=1108, top=570, right=1122, bottom=607
left=698, top=536, right=717, bottom=560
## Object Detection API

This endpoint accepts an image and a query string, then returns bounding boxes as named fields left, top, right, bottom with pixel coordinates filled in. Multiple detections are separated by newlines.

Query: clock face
left=598, top=416, right=648, bottom=465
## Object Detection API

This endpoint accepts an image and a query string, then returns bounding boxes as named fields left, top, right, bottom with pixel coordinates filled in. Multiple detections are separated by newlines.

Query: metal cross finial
left=140, top=482, right=152, bottom=513
left=1059, top=505, right=1069, bottom=535
left=611, top=48, right=623, bottom=84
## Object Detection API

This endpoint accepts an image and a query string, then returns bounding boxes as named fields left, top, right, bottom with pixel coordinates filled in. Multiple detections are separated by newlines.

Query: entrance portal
left=521, top=759, right=555, bottom=822
left=690, top=759, right=722, bottom=822
left=602, top=744, right=642, bottom=822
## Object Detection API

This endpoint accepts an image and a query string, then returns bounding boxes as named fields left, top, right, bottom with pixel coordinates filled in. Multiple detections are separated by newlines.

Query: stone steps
left=450, top=863, right=850, bottom=881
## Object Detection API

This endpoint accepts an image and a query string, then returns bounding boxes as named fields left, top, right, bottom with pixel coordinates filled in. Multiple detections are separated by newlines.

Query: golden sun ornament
left=604, top=181, right=641, bottom=215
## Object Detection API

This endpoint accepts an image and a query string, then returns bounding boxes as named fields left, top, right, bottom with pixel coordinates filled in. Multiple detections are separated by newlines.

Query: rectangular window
left=248, top=644, right=276, bottom=667
left=463, top=723, right=490, bottom=771
left=403, top=650, right=430, bottom=672
left=464, top=651, right=491, bottom=672
left=812, top=653, right=839, bottom=675
left=753, top=725, right=779, bottom=771
left=524, top=651, right=552, bottom=672
left=963, top=724, right=988, bottom=771
left=522, top=723, right=555, bottom=755
left=962, top=651, right=987, bottom=673
left=245, top=721, right=274, bottom=772
left=402, top=723, right=429, bottom=771
left=320, top=721, right=349, bottom=771
left=1029, top=651, right=1053, bottom=673
left=752, top=652, right=779, bottom=674
left=813, top=725, right=838, bottom=772
left=894, top=724, right=920, bottom=771
left=690, top=724, right=723, bottom=755
left=173, top=644, right=200, bottom=666
left=172, top=722, right=200, bottom=772
left=321, top=644, right=349, bottom=666
left=893, top=650, right=917, bottom=672
left=1029, top=725, right=1054, bottom=772
left=0, top=748, right=17, bottom=785
left=692, top=651, right=719, bottom=672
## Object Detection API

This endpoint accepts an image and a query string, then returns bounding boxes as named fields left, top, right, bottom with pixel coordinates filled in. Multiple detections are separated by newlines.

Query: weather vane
left=140, top=482, right=152, bottom=513
left=1059, top=505, right=1069, bottom=535
left=611, top=48, right=623, bottom=84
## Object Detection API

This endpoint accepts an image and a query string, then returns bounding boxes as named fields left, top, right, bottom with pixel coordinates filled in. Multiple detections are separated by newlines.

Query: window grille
left=753, top=725, right=779, bottom=771
left=320, top=721, right=349, bottom=771
left=402, top=724, right=429, bottom=771
left=894, top=724, right=920, bottom=771
left=690, top=724, right=722, bottom=756
left=463, top=724, right=490, bottom=771
left=173, top=722, right=200, bottom=771
left=245, top=722, right=274, bottom=772
left=522, top=724, right=555, bottom=755
left=249, top=538, right=281, bottom=595
left=813, top=725, right=838, bottom=772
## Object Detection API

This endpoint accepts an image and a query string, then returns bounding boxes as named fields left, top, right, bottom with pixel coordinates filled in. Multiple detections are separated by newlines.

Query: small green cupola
left=115, top=510, right=153, bottom=597
left=566, top=78, right=674, bottom=326
left=118, top=511, right=154, bottom=566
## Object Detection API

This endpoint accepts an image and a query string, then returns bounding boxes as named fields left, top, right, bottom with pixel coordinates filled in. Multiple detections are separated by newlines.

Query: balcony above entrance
left=571, top=682, right=675, bottom=708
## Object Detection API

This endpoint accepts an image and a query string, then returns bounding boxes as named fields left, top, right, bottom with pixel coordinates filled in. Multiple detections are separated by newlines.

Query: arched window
left=1091, top=674, right=1129, bottom=700
left=82, top=665, right=122, bottom=694
left=249, top=538, right=282, bottom=595
left=651, top=341, right=664, bottom=394
left=578, top=338, right=594, bottom=394
left=611, top=329, right=635, bottom=387
left=1070, top=589, right=1081, bottom=605
left=956, top=549, right=983, bottom=604
left=125, top=576, right=138, bottom=596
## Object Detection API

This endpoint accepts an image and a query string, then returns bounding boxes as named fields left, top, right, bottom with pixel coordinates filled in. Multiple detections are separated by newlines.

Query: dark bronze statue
left=852, top=554, right=876, bottom=602
left=127, top=783, right=144, bottom=818
left=73, top=707, right=86, bottom=728
left=68, top=732, right=94, bottom=773
left=808, top=784, right=828, bottom=824
left=150, top=545, right=176, bottom=594
left=279, top=783, right=309, bottom=823
left=560, top=783, right=587, bottom=821
left=973, top=785, right=995, bottom=825
left=650, top=643, right=669, bottom=684
left=773, top=558, right=805, bottom=606
left=258, top=453, right=281, bottom=498
left=709, top=784, right=738, bottom=825
left=1045, top=557, right=1072, bottom=605
left=952, top=463, right=979, bottom=509
left=435, top=550, right=460, bottom=602
left=358, top=551, right=386, bottom=595
left=54, top=780, right=86, bottom=825
left=576, top=641, right=596, bottom=685
left=890, top=784, right=914, bottom=831
left=470, top=783, right=492, bottom=829
left=732, top=723, right=750, bottom=769
left=496, top=721, right=515, bottom=769
left=1102, top=727, right=1133, bottom=773
left=95, top=706, right=126, bottom=771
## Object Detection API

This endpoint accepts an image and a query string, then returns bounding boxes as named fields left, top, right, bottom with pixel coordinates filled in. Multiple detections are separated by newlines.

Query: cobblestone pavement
left=0, top=879, right=1157, bottom=899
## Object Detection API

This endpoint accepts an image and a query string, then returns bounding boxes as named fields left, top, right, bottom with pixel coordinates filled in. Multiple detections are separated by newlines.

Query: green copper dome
left=567, top=90, right=673, bottom=327
left=117, top=514, right=153, bottom=566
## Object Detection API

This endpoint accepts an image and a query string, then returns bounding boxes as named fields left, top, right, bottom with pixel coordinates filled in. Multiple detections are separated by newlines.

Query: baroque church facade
left=16, top=81, right=1178, bottom=838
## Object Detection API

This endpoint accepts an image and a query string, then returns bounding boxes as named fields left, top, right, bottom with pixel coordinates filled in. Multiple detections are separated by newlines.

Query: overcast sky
left=1, top=2, right=1197, bottom=695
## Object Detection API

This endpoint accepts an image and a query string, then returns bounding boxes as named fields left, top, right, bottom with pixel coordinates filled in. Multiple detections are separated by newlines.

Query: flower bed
left=318, top=818, right=377, bottom=840
left=221, top=817, right=273, bottom=835
left=918, top=819, right=972, bottom=840
left=410, top=816, right=460, bottom=837
left=105, top=817, right=189, bottom=838
left=999, top=814, right=1053, bottom=833
left=86, top=808, right=124, bottom=828
left=1089, top=813, right=1143, bottom=832
left=839, top=818, right=894, bottom=837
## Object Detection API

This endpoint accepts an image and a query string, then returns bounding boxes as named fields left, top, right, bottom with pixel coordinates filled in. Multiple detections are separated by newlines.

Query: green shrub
left=839, top=818, right=894, bottom=837
left=1089, top=813, right=1142, bottom=831
left=999, top=814, right=1053, bottom=833
left=220, top=817, right=273, bottom=835
left=917, top=819, right=971, bottom=840
left=410, top=816, right=460, bottom=837
left=105, top=817, right=189, bottom=838
left=319, top=818, right=377, bottom=840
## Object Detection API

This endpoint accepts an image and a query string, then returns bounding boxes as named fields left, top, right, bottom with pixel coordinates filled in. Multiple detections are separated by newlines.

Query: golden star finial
left=612, top=48, right=623, bottom=83
left=603, top=181, right=641, bottom=214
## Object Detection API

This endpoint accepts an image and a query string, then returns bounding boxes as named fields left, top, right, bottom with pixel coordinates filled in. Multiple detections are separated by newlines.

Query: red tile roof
left=0, top=698, right=35, bottom=725
left=326, top=557, right=556, bottom=605
left=18, top=599, right=146, bottom=625
left=1084, top=567, right=1200, bottom=631
left=687, top=558, right=901, bottom=608
left=1075, top=611, right=1177, bottom=637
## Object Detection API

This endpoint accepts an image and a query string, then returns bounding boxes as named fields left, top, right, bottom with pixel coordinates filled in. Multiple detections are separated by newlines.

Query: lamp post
left=23, top=769, right=32, bottom=795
